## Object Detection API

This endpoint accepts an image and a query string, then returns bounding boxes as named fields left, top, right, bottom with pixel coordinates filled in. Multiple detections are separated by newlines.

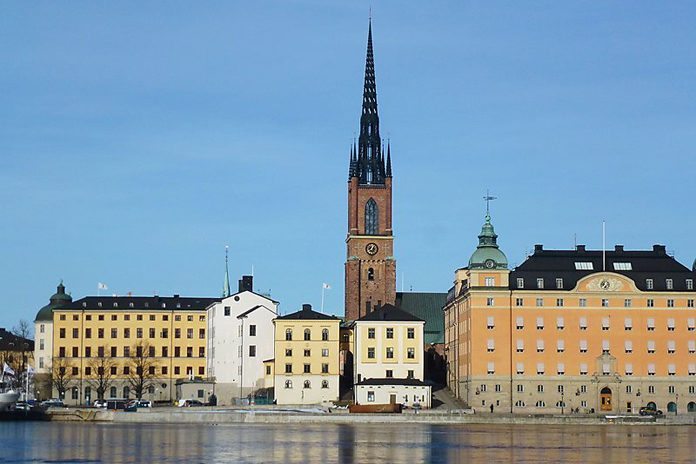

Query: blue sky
left=2, top=1, right=695, bottom=329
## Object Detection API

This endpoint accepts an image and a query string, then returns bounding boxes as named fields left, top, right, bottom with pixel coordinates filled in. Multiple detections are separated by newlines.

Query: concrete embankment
left=47, top=407, right=696, bottom=426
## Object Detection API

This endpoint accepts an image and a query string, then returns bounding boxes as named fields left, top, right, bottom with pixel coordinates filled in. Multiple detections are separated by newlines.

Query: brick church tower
left=344, top=21, right=396, bottom=321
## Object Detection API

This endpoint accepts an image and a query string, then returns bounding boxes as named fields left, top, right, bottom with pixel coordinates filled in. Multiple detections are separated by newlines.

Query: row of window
left=57, top=346, right=205, bottom=358
left=59, top=313, right=205, bottom=321
left=503, top=338, right=696, bottom=354
left=514, top=277, right=694, bottom=290
left=484, top=316, right=696, bottom=331
left=283, top=363, right=330, bottom=374
left=366, top=347, right=416, bottom=359
left=366, top=392, right=424, bottom=403
left=485, top=361, right=696, bottom=376
left=59, top=327, right=205, bottom=339
left=283, top=348, right=331, bottom=357
left=59, top=365, right=204, bottom=377
left=487, top=297, right=696, bottom=308
left=284, top=328, right=331, bottom=341
left=366, top=327, right=416, bottom=339
left=284, top=379, right=330, bottom=389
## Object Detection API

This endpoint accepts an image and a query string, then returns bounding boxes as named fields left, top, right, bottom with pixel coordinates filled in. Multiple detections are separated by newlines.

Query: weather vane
left=483, top=190, right=497, bottom=215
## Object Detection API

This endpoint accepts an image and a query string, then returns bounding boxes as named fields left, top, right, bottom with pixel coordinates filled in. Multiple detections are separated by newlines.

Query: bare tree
left=127, top=340, right=157, bottom=400
left=10, top=319, right=34, bottom=379
left=50, top=357, right=75, bottom=400
left=86, top=349, right=118, bottom=401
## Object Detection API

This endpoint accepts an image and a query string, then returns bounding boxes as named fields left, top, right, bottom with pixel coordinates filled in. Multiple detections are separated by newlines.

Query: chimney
left=534, top=244, right=544, bottom=252
left=576, top=245, right=586, bottom=252
left=302, top=304, right=312, bottom=312
left=238, top=275, right=253, bottom=293
left=614, top=245, right=624, bottom=252
left=173, top=294, right=180, bottom=298
left=653, top=244, right=666, bottom=254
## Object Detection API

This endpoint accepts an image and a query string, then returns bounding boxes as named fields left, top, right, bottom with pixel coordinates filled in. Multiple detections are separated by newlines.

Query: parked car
left=14, top=401, right=32, bottom=411
left=41, top=399, right=65, bottom=408
left=178, top=399, right=204, bottom=407
left=93, top=399, right=107, bottom=408
left=134, top=400, right=152, bottom=408
left=639, top=406, right=664, bottom=417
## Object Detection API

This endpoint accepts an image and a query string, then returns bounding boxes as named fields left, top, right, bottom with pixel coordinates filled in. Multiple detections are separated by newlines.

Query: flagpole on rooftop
left=321, top=283, right=331, bottom=313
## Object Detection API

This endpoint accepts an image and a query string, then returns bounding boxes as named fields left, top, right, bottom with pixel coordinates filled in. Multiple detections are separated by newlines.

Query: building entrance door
left=600, top=387, right=612, bottom=411
left=389, top=394, right=396, bottom=404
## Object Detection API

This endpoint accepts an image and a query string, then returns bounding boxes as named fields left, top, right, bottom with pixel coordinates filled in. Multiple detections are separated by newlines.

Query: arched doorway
left=646, top=401, right=657, bottom=409
left=687, top=402, right=696, bottom=413
left=600, top=387, right=612, bottom=411
left=667, top=402, right=677, bottom=413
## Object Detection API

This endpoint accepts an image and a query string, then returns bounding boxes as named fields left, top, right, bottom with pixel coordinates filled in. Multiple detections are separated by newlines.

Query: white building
left=207, top=276, right=278, bottom=404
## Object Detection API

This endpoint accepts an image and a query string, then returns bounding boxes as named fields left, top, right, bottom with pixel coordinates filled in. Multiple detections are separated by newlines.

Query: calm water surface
left=1, top=422, right=695, bottom=463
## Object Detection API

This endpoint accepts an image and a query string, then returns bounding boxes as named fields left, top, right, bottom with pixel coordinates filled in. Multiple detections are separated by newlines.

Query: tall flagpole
left=602, top=221, right=606, bottom=271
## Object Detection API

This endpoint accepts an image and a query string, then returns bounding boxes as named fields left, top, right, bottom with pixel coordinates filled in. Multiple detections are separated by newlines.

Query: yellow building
left=46, top=294, right=217, bottom=405
left=445, top=212, right=696, bottom=414
left=352, top=304, right=431, bottom=407
left=273, top=304, right=340, bottom=405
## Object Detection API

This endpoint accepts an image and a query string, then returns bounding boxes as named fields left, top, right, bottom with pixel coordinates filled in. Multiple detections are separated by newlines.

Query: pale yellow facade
left=273, top=309, right=340, bottom=405
left=353, top=320, right=425, bottom=383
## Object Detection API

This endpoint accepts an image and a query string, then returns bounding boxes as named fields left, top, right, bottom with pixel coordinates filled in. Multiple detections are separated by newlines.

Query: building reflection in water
left=2, top=421, right=695, bottom=463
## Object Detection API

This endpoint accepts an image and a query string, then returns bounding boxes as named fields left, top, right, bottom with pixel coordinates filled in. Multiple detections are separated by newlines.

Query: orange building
left=445, top=213, right=696, bottom=414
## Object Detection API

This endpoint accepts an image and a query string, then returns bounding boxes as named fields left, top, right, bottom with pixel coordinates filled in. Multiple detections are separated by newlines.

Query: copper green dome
left=35, top=281, right=72, bottom=322
left=468, top=213, right=508, bottom=270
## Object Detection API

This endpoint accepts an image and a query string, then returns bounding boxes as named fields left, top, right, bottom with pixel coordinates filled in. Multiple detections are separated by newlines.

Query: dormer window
left=536, top=278, right=544, bottom=289
left=687, top=279, right=694, bottom=290
left=666, top=279, right=673, bottom=290
left=555, top=278, right=563, bottom=289
left=517, top=278, right=524, bottom=288
left=613, top=262, right=632, bottom=270
left=646, top=279, right=654, bottom=290
left=575, top=262, right=593, bottom=270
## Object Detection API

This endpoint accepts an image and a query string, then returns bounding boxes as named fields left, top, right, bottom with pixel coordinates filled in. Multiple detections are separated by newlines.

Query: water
left=1, top=422, right=695, bottom=463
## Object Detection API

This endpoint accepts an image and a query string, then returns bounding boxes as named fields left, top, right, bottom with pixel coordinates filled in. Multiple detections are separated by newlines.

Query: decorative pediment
left=576, top=273, right=637, bottom=292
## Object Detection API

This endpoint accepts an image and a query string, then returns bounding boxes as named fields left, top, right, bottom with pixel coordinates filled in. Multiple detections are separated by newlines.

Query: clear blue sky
left=2, top=1, right=695, bottom=329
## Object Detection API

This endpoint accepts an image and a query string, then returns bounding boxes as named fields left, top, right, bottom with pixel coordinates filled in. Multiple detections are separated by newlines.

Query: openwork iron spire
left=349, top=19, right=390, bottom=184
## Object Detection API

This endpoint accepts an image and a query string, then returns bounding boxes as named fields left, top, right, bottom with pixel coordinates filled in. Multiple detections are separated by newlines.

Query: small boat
left=1, top=368, right=20, bottom=411
left=0, top=389, right=20, bottom=412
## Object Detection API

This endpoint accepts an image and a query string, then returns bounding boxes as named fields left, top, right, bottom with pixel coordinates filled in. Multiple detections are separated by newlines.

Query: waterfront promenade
left=46, top=405, right=696, bottom=426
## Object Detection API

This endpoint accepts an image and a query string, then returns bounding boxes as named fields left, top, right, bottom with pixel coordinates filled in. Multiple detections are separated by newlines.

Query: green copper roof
left=35, top=282, right=73, bottom=322
left=395, top=292, right=447, bottom=344
left=468, top=213, right=508, bottom=270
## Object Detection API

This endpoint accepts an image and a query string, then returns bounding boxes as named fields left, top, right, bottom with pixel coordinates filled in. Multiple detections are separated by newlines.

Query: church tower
left=344, top=20, right=396, bottom=320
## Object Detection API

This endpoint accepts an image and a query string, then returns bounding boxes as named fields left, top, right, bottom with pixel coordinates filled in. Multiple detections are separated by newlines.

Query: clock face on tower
left=366, top=243, right=379, bottom=256
left=484, top=259, right=496, bottom=269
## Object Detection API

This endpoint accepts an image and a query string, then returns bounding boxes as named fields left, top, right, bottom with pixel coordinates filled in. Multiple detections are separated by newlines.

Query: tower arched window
left=365, top=198, right=378, bottom=235
left=367, top=268, right=375, bottom=281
